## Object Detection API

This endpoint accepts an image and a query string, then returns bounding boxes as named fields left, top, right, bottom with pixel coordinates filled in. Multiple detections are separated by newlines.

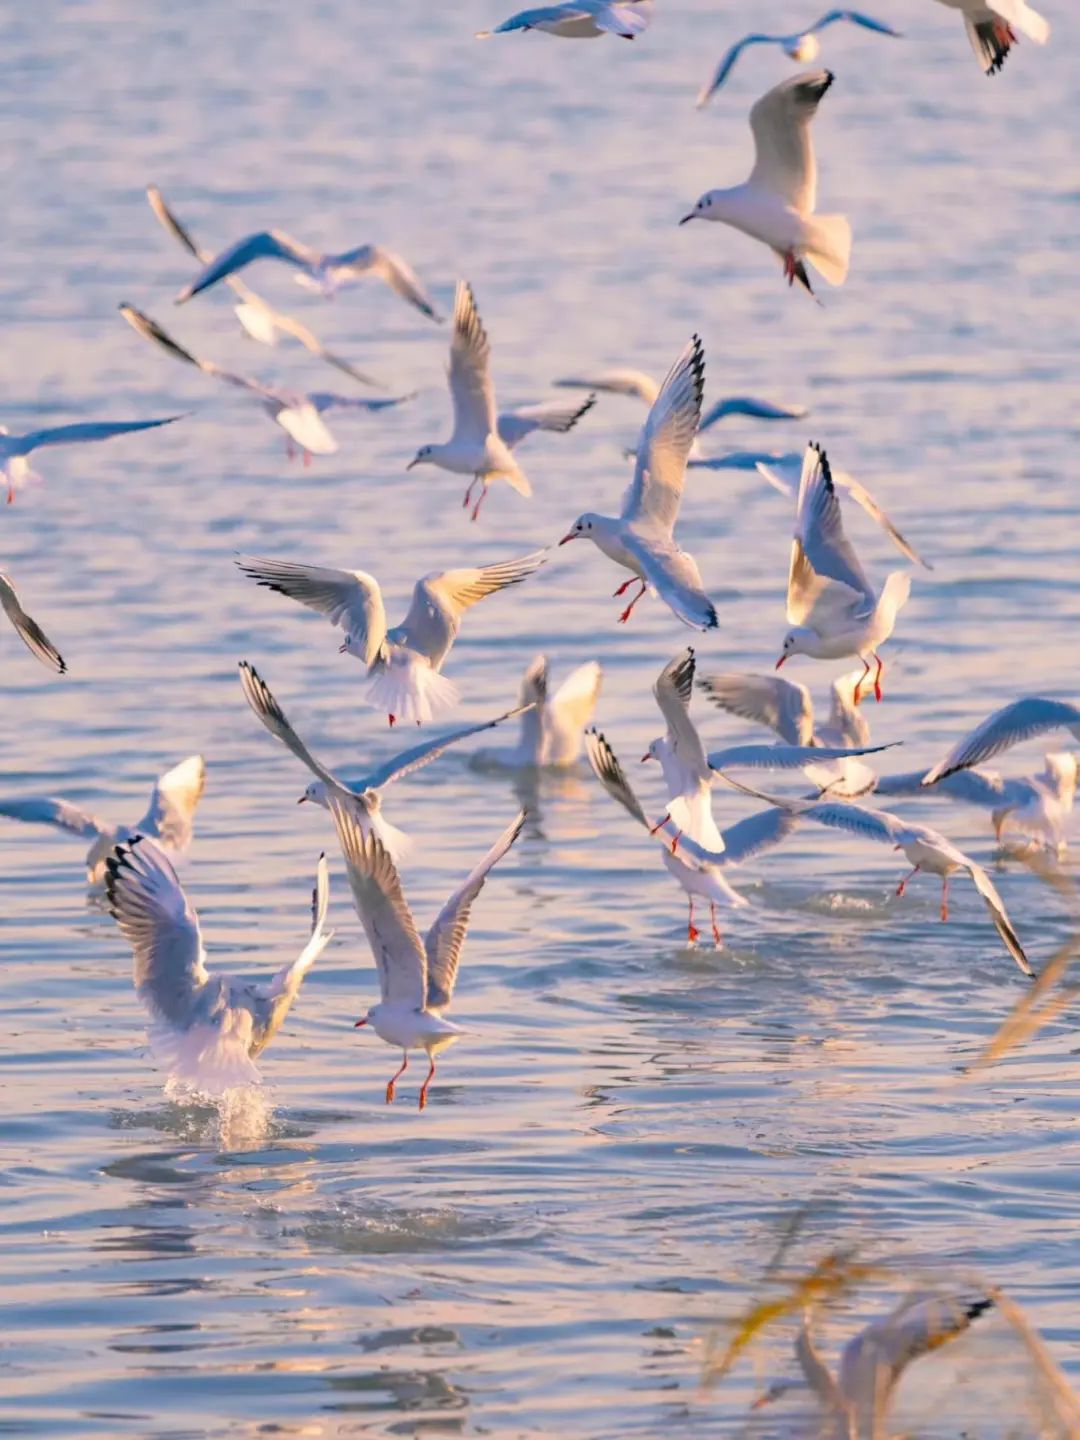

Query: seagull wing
left=329, top=244, right=441, bottom=320
left=719, top=806, right=801, bottom=864
left=807, top=10, right=902, bottom=38
left=621, top=532, right=718, bottom=632
left=838, top=1294, right=992, bottom=1411
left=544, top=661, right=602, bottom=766
left=266, top=853, right=335, bottom=1000
left=448, top=280, right=497, bottom=445
left=236, top=556, right=388, bottom=665
left=119, top=304, right=275, bottom=399
left=874, top=767, right=1016, bottom=807
left=0, top=796, right=105, bottom=839
left=799, top=799, right=904, bottom=845
left=146, top=184, right=214, bottom=264
left=238, top=662, right=339, bottom=787
left=592, top=1, right=652, bottom=38
left=267, top=309, right=382, bottom=385
left=552, top=368, right=658, bottom=404
left=176, top=229, right=319, bottom=302
left=400, top=552, right=546, bottom=658
left=134, top=755, right=206, bottom=852
left=697, top=672, right=815, bottom=747
left=308, top=392, right=415, bottom=415
left=326, top=793, right=427, bottom=1007
left=621, top=335, right=705, bottom=535
left=832, top=467, right=931, bottom=570
left=788, top=443, right=873, bottom=628
left=708, top=741, right=894, bottom=771
left=698, top=395, right=808, bottom=431
left=360, top=705, right=531, bottom=790
left=7, top=415, right=184, bottom=458
left=966, top=860, right=1034, bottom=976
left=653, top=649, right=711, bottom=785
left=922, top=697, right=1080, bottom=785
left=697, top=35, right=775, bottom=107
left=0, top=573, right=65, bottom=673
left=497, top=395, right=595, bottom=449
left=425, top=810, right=526, bottom=1009
left=749, top=69, right=834, bottom=213
left=585, top=729, right=650, bottom=830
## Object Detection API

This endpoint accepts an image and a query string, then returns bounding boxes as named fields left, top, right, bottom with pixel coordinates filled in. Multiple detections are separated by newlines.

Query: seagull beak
left=775, top=655, right=787, bottom=670
left=640, top=752, right=653, bottom=763
left=679, top=212, right=697, bottom=225
left=339, top=641, right=348, bottom=654
left=353, top=1017, right=368, bottom=1028
left=297, top=795, right=308, bottom=805
left=558, top=532, right=576, bottom=545
left=405, top=456, right=420, bottom=470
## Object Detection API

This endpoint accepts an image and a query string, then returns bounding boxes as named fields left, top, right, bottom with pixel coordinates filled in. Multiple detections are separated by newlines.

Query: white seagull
left=120, top=304, right=413, bottom=463
left=922, top=697, right=1080, bottom=786
left=407, top=282, right=535, bottom=521
left=776, top=443, right=911, bottom=704
left=0, top=573, right=65, bottom=674
left=328, top=792, right=525, bottom=1109
left=175, top=229, right=441, bottom=319
left=697, top=11, right=900, bottom=107
left=723, top=783, right=1033, bottom=975
left=476, top=0, right=653, bottom=41
left=105, top=837, right=333, bottom=1095
left=681, top=70, right=851, bottom=297
left=559, top=335, right=719, bottom=631
left=236, top=549, right=546, bottom=726
left=0, top=413, right=182, bottom=505
left=932, top=0, right=1049, bottom=75
left=0, top=755, right=206, bottom=886
left=755, top=1292, right=994, bottom=1438
left=147, top=186, right=381, bottom=386
left=471, top=655, right=603, bottom=769
left=238, top=660, right=527, bottom=858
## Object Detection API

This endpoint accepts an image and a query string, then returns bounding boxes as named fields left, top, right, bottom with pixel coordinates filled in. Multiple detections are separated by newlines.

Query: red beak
left=296, top=796, right=308, bottom=805
left=775, top=655, right=786, bottom=670
left=640, top=752, right=653, bottom=763
left=354, top=1017, right=368, bottom=1028
left=558, top=533, right=576, bottom=545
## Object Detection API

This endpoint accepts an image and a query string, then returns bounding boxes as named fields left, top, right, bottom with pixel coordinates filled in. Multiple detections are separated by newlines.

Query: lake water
left=2, top=1, right=1079, bottom=1435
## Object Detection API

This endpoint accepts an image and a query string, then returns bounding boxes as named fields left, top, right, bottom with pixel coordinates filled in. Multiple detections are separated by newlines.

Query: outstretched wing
left=135, top=755, right=206, bottom=851
left=238, top=662, right=338, bottom=787
left=966, top=861, right=1033, bottom=976
left=359, top=705, right=531, bottom=790
left=838, top=1294, right=993, bottom=1406
left=622, top=532, right=718, bottom=631
left=585, top=728, right=650, bottom=830
left=119, top=304, right=275, bottom=399
left=698, top=395, right=807, bottom=432
left=0, top=573, right=66, bottom=673
left=425, top=810, right=526, bottom=1009
left=788, top=443, right=873, bottom=627
left=7, top=415, right=183, bottom=459
left=329, top=244, right=441, bottom=321
left=922, top=697, right=1080, bottom=786
left=696, top=34, right=775, bottom=107
left=544, top=661, right=602, bottom=766
left=807, top=10, right=902, bottom=39
left=719, top=807, right=801, bottom=864
left=497, top=395, right=595, bottom=449
left=653, top=649, right=711, bottom=786
left=707, top=741, right=894, bottom=772
left=176, top=229, right=319, bottom=302
left=448, top=280, right=497, bottom=445
left=408, top=551, right=547, bottom=634
left=236, top=555, right=388, bottom=665
left=749, top=69, right=834, bottom=213
left=552, top=367, right=658, bottom=405
left=697, top=672, right=815, bottom=747
left=0, top=796, right=103, bottom=839
left=621, top=335, right=705, bottom=536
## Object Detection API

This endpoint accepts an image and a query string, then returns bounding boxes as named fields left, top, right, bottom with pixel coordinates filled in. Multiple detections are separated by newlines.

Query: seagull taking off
left=0, top=755, right=206, bottom=886
left=328, top=792, right=525, bottom=1109
left=559, top=335, right=719, bottom=631
left=932, top=0, right=1049, bottom=75
left=477, top=1, right=653, bottom=41
left=105, top=838, right=333, bottom=1095
left=0, top=572, right=65, bottom=673
left=174, top=228, right=441, bottom=320
left=697, top=12, right=900, bottom=106
left=681, top=70, right=851, bottom=296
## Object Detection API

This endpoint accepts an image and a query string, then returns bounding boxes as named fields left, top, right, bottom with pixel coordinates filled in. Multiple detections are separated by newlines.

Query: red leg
left=385, top=1051, right=408, bottom=1104
left=710, top=902, right=722, bottom=946
left=470, top=484, right=488, bottom=523
left=418, top=1055, right=437, bottom=1111
left=648, top=813, right=671, bottom=837
left=613, top=577, right=636, bottom=597
left=617, top=579, right=647, bottom=625
left=783, top=250, right=797, bottom=286
left=852, top=656, right=872, bottom=706
left=462, top=475, right=478, bottom=510
left=896, top=864, right=919, bottom=897
left=687, top=899, right=699, bottom=945
left=388, top=713, right=396, bottom=727
left=940, top=876, right=950, bottom=923
left=303, top=448, right=312, bottom=469
left=873, top=653, right=884, bottom=704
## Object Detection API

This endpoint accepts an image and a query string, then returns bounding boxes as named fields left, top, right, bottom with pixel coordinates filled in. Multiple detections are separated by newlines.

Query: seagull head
left=406, top=445, right=434, bottom=471
left=786, top=33, right=821, bottom=63
left=641, top=739, right=661, bottom=764
left=776, top=629, right=810, bottom=668
left=298, top=780, right=330, bottom=808
left=679, top=193, right=715, bottom=225
left=559, top=513, right=596, bottom=545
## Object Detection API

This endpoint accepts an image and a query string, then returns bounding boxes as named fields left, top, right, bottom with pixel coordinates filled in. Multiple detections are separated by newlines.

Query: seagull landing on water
left=0, top=755, right=205, bottom=888
left=0, top=414, right=182, bottom=505
left=238, top=660, right=528, bottom=859
left=477, top=1, right=653, bottom=41
left=0, top=573, right=65, bottom=674
left=776, top=443, right=912, bottom=704
left=559, top=335, right=719, bottom=631
left=471, top=655, right=602, bottom=770
left=174, top=228, right=442, bottom=320
left=105, top=839, right=333, bottom=1096
left=120, top=305, right=413, bottom=465
left=236, top=550, right=546, bottom=727
left=697, top=11, right=900, bottom=106
left=681, top=70, right=851, bottom=298
left=327, top=793, right=525, bottom=1110
left=932, top=0, right=1049, bottom=75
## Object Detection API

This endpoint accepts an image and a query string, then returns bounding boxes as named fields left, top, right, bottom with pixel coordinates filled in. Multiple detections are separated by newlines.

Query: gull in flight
left=471, top=655, right=602, bottom=769
left=147, top=186, right=381, bottom=386
left=681, top=71, right=851, bottom=297
left=754, top=1292, right=994, bottom=1437
left=238, top=659, right=527, bottom=858
left=932, top=0, right=1049, bottom=75
left=559, top=335, right=719, bottom=630
left=0, top=413, right=182, bottom=505
left=0, top=755, right=205, bottom=886
left=328, top=792, right=525, bottom=1109
left=407, top=282, right=546, bottom=521
left=120, top=305, right=413, bottom=463
left=697, top=11, right=900, bottom=107
left=105, top=837, right=333, bottom=1095
left=236, top=549, right=546, bottom=726
left=776, top=443, right=912, bottom=704
left=921, top=696, right=1080, bottom=785
left=477, top=1, right=653, bottom=41
left=175, top=229, right=441, bottom=320
left=0, top=573, right=65, bottom=673
left=723, top=780, right=1033, bottom=975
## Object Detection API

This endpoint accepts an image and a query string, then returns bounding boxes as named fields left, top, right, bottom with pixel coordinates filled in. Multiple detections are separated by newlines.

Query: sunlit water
left=2, top=1, right=1079, bottom=1435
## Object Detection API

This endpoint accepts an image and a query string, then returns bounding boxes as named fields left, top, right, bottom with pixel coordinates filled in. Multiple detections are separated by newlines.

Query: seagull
left=776, top=444, right=911, bottom=704
left=236, top=549, right=546, bottom=726
left=327, top=791, right=525, bottom=1109
left=681, top=70, right=851, bottom=297
left=559, top=335, right=719, bottom=631
left=0, top=755, right=206, bottom=886
left=105, top=837, right=333, bottom=1095
left=697, top=11, right=900, bottom=107
left=756, top=453, right=932, bottom=570
left=932, top=0, right=1049, bottom=75
left=120, top=305, right=413, bottom=463
left=0, top=414, right=183, bottom=505
left=722, top=782, right=1033, bottom=975
left=921, top=697, right=1080, bottom=786
left=755, top=1292, right=994, bottom=1438
left=476, top=0, right=653, bottom=41
left=146, top=186, right=381, bottom=386
left=174, top=229, right=441, bottom=320
left=238, top=659, right=528, bottom=858
left=586, top=727, right=800, bottom=945
left=406, top=282, right=534, bottom=522
left=470, top=655, right=603, bottom=769
left=0, top=573, right=65, bottom=673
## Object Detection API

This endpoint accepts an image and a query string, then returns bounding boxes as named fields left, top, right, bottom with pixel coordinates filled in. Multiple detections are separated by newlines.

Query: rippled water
left=2, top=1, right=1079, bottom=1435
